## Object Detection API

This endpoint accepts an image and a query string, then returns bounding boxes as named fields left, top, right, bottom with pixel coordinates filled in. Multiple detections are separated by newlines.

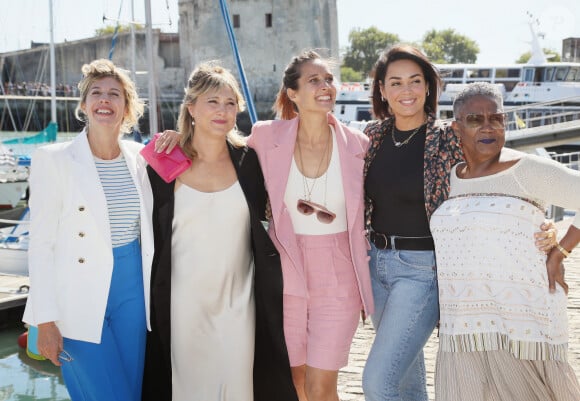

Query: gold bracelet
left=555, top=243, right=571, bottom=258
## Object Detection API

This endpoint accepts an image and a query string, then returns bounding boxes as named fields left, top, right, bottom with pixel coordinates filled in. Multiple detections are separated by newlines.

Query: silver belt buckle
left=377, top=232, right=388, bottom=249
left=390, top=235, right=399, bottom=251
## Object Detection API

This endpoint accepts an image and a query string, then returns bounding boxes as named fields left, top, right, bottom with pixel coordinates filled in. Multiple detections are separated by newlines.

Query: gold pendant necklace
left=391, top=123, right=423, bottom=148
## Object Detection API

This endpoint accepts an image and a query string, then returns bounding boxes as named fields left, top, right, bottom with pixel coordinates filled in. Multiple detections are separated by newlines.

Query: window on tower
left=233, top=14, right=240, bottom=28
left=265, top=13, right=272, bottom=28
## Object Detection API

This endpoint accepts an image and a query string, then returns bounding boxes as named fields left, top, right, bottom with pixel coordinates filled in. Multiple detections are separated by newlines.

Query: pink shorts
left=284, top=231, right=362, bottom=370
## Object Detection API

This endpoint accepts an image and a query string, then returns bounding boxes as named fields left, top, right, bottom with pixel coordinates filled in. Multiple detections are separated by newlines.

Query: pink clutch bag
left=140, top=133, right=192, bottom=183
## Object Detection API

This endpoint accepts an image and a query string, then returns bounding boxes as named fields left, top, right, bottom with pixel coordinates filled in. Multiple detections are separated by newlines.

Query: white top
left=430, top=152, right=580, bottom=361
left=94, top=154, right=140, bottom=247
left=171, top=181, right=255, bottom=400
left=448, top=152, right=580, bottom=227
left=284, top=126, right=347, bottom=234
left=23, top=131, right=154, bottom=342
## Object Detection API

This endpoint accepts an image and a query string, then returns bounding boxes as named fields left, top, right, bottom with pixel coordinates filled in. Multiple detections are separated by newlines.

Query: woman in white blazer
left=22, top=59, right=154, bottom=401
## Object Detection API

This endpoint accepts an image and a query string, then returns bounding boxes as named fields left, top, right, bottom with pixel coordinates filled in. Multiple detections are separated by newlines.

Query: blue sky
left=0, top=0, right=578, bottom=64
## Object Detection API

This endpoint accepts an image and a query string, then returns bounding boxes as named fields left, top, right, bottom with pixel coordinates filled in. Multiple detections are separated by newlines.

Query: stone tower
left=177, top=0, right=339, bottom=119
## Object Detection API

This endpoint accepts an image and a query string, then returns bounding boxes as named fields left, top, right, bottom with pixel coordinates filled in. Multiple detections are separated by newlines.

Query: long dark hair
left=370, top=44, right=441, bottom=120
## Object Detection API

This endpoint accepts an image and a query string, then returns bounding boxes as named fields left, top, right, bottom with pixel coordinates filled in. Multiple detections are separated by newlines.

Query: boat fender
left=17, top=331, right=27, bottom=348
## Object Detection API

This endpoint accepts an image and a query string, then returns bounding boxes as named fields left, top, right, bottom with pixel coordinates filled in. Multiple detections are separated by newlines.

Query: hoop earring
left=381, top=95, right=386, bottom=102
left=426, top=89, right=430, bottom=96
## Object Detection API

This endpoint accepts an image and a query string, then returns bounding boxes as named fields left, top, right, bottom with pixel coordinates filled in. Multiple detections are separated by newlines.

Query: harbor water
left=0, top=321, right=70, bottom=401
left=1, top=130, right=72, bottom=400
left=1, top=130, right=79, bottom=153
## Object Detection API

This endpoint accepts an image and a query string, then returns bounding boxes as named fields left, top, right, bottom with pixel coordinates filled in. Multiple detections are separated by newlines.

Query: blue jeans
left=362, top=242, right=439, bottom=401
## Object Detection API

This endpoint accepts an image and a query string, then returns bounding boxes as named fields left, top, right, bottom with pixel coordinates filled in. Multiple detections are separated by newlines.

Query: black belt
left=369, top=231, right=434, bottom=251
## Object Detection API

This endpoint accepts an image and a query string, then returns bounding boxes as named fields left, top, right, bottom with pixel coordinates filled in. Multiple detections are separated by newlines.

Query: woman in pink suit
left=247, top=50, right=374, bottom=401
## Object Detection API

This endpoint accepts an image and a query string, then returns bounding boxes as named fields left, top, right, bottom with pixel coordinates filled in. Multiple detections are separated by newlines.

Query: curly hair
left=75, top=58, right=143, bottom=134
left=452, top=82, right=504, bottom=116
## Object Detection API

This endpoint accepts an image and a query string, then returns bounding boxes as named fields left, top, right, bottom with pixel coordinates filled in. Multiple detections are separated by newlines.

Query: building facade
left=178, top=0, right=339, bottom=119
left=563, top=38, right=580, bottom=63
left=1, top=0, right=339, bottom=132
left=0, top=30, right=184, bottom=133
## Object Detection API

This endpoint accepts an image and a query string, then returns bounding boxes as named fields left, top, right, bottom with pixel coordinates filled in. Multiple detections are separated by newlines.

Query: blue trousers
left=362, top=243, right=439, bottom=401
left=60, top=239, right=146, bottom=401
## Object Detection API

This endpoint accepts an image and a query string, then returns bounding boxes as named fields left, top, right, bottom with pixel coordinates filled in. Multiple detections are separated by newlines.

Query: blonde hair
left=75, top=58, right=143, bottom=134
left=178, top=61, right=246, bottom=160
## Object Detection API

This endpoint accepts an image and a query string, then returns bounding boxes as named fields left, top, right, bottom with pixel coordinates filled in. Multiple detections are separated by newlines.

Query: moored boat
left=333, top=21, right=580, bottom=125
left=0, top=144, right=29, bottom=209
left=0, top=207, right=29, bottom=276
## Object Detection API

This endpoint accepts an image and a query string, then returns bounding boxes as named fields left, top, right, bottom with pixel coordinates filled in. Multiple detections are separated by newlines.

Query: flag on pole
left=515, top=113, right=526, bottom=129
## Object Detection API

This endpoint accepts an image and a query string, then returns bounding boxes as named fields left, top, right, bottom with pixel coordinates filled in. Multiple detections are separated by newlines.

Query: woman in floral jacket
left=361, top=44, right=554, bottom=401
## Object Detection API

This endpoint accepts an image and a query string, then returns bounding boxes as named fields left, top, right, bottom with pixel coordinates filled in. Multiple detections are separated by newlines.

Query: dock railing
left=535, top=147, right=579, bottom=222
left=550, top=150, right=580, bottom=171
left=504, top=97, right=580, bottom=132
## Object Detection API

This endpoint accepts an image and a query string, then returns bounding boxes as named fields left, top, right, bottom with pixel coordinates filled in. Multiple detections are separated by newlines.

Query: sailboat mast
left=49, top=0, right=56, bottom=124
left=144, top=0, right=158, bottom=134
left=130, top=0, right=136, bottom=84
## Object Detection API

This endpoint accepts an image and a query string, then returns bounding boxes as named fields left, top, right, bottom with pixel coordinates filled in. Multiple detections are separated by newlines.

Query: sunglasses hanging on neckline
left=296, top=199, right=336, bottom=224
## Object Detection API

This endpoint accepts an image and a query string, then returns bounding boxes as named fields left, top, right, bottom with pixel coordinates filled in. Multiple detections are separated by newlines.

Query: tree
left=95, top=24, right=144, bottom=36
left=421, top=29, right=479, bottom=64
left=342, top=27, right=400, bottom=77
left=515, top=49, right=561, bottom=63
left=340, top=66, right=363, bottom=83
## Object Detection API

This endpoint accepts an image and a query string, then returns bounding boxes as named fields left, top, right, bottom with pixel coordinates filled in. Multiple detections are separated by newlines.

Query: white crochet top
left=430, top=152, right=580, bottom=361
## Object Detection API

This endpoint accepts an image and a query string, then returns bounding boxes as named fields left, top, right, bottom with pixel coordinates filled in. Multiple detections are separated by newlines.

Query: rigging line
left=164, top=0, right=172, bottom=28
left=5, top=59, right=23, bottom=130
left=218, top=0, right=258, bottom=125
left=108, top=0, right=125, bottom=60
left=23, top=50, right=48, bottom=132
left=0, top=62, right=18, bottom=131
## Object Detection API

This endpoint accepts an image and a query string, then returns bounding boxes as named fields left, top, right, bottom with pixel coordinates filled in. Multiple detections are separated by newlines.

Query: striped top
left=94, top=154, right=140, bottom=248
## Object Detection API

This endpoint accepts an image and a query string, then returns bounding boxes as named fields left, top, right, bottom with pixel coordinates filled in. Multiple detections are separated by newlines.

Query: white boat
left=0, top=182, right=28, bottom=209
left=0, top=144, right=29, bottom=208
left=0, top=207, right=29, bottom=276
left=333, top=21, right=580, bottom=125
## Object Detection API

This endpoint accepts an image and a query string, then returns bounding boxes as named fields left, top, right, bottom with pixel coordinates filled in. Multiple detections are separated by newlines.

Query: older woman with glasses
left=247, top=49, right=374, bottom=401
left=431, top=82, right=580, bottom=401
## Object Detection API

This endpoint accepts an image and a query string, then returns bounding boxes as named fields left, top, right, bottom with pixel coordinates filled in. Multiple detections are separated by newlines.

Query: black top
left=364, top=124, right=431, bottom=236
left=142, top=144, right=298, bottom=401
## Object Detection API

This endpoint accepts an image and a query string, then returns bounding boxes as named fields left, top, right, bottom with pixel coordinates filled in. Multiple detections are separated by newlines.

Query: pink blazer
left=247, top=113, right=374, bottom=314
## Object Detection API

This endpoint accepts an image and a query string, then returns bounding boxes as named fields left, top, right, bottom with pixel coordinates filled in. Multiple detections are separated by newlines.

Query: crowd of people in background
left=2, top=81, right=78, bottom=97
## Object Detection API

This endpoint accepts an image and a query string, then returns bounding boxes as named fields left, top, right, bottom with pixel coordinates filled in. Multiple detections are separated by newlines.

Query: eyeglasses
left=58, top=349, right=74, bottom=362
left=297, top=199, right=336, bottom=224
left=455, top=113, right=506, bottom=129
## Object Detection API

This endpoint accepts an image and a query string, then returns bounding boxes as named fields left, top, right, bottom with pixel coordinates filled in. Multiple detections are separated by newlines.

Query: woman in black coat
left=142, top=62, right=298, bottom=401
